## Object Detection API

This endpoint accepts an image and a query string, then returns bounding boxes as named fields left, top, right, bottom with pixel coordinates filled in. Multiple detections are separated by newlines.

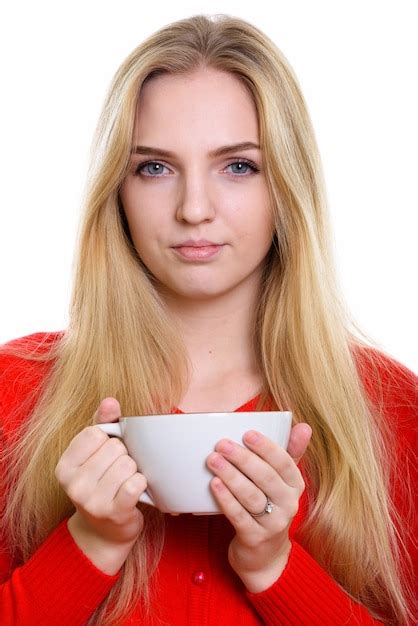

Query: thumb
left=286, top=423, right=312, bottom=466
left=93, top=397, right=122, bottom=424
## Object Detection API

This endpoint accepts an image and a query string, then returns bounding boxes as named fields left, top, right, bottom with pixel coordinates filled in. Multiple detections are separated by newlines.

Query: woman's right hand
left=55, top=397, right=147, bottom=574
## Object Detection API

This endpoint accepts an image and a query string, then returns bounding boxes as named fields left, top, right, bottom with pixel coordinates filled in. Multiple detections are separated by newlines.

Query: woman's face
left=119, top=67, right=274, bottom=302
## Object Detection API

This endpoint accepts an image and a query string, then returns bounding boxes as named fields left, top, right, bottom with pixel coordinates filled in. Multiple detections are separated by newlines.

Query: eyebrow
left=130, top=141, right=260, bottom=158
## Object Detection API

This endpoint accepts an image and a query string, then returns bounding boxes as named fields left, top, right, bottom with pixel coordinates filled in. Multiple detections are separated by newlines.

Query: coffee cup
left=98, top=410, right=292, bottom=514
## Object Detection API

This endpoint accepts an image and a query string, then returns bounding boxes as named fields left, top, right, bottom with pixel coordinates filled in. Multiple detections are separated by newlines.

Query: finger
left=56, top=399, right=123, bottom=483
left=230, top=434, right=304, bottom=489
left=58, top=425, right=109, bottom=470
left=78, top=436, right=128, bottom=483
left=93, top=397, right=122, bottom=424
left=286, top=423, right=312, bottom=465
left=113, top=472, right=147, bottom=512
left=94, top=454, right=139, bottom=503
left=207, top=451, right=272, bottom=515
left=210, top=477, right=257, bottom=535
left=244, top=426, right=311, bottom=476
left=59, top=438, right=128, bottom=501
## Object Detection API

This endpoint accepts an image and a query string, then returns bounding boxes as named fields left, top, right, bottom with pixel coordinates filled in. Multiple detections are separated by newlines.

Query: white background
left=0, top=1, right=416, bottom=372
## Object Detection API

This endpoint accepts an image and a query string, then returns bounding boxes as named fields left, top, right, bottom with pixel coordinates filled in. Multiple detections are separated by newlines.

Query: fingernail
left=217, top=440, right=234, bottom=454
left=244, top=430, right=259, bottom=444
left=209, top=453, right=226, bottom=468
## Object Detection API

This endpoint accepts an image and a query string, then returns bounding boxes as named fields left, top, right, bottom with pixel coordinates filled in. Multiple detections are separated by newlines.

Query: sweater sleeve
left=245, top=540, right=384, bottom=624
left=0, top=519, right=120, bottom=626
left=245, top=350, right=417, bottom=625
left=0, top=333, right=120, bottom=625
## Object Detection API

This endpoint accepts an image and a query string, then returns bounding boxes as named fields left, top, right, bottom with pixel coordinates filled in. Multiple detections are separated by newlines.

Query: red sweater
left=0, top=332, right=416, bottom=625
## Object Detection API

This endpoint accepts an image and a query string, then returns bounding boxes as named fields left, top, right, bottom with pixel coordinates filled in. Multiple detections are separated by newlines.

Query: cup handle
left=96, top=423, right=155, bottom=507
left=96, top=423, right=122, bottom=437
left=138, top=491, right=154, bottom=506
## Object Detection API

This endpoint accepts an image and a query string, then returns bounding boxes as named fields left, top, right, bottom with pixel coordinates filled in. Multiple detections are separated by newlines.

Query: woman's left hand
left=206, top=423, right=312, bottom=593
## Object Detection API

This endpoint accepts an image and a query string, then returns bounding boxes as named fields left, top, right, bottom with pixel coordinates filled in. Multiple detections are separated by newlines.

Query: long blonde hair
left=0, top=13, right=415, bottom=625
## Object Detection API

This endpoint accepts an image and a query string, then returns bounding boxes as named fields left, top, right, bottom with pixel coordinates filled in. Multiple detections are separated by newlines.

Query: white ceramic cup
left=98, top=411, right=292, bottom=514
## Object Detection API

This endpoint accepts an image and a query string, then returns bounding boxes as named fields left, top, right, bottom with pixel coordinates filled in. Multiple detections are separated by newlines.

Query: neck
left=158, top=279, right=262, bottom=384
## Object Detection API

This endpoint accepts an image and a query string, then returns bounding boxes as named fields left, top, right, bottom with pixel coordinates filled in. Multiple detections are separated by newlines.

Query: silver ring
left=250, top=494, right=274, bottom=517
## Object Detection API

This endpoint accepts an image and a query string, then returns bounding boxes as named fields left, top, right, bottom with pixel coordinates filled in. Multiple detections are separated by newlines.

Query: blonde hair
left=0, top=13, right=415, bottom=625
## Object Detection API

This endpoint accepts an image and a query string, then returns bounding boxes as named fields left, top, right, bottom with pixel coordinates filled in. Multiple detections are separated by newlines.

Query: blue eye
left=136, top=162, right=169, bottom=176
left=134, top=158, right=260, bottom=178
left=228, top=161, right=255, bottom=175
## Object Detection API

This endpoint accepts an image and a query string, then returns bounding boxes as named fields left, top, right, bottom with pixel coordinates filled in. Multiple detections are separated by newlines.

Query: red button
left=192, top=570, right=206, bottom=585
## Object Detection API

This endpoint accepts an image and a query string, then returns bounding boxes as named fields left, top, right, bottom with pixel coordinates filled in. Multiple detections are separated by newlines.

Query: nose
left=175, top=171, right=216, bottom=224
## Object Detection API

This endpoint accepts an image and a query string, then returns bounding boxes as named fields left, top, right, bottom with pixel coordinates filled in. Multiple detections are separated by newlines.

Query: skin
left=119, top=67, right=275, bottom=391
left=57, top=67, right=312, bottom=591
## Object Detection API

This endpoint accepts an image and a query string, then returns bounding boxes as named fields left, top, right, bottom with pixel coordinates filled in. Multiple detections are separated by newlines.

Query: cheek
left=127, top=219, right=160, bottom=263
left=238, top=208, right=274, bottom=247
left=232, top=185, right=273, bottom=236
left=120, top=192, right=159, bottom=247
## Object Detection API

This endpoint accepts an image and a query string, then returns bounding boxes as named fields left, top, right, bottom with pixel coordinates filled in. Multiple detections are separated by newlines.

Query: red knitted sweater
left=0, top=332, right=416, bottom=625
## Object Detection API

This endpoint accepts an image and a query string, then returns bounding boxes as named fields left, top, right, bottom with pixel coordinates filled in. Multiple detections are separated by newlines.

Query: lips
left=173, top=239, right=223, bottom=261
left=173, top=239, right=220, bottom=248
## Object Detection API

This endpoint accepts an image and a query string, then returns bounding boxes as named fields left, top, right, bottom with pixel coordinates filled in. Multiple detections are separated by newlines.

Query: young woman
left=0, top=13, right=416, bottom=626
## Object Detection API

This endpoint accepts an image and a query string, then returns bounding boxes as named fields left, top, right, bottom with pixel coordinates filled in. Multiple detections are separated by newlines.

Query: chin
left=153, top=270, right=244, bottom=301
left=178, top=288, right=228, bottom=300
left=161, top=281, right=235, bottom=301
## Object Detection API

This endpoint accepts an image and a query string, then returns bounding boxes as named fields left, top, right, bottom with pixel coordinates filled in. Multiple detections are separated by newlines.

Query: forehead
left=133, top=68, right=259, bottom=146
